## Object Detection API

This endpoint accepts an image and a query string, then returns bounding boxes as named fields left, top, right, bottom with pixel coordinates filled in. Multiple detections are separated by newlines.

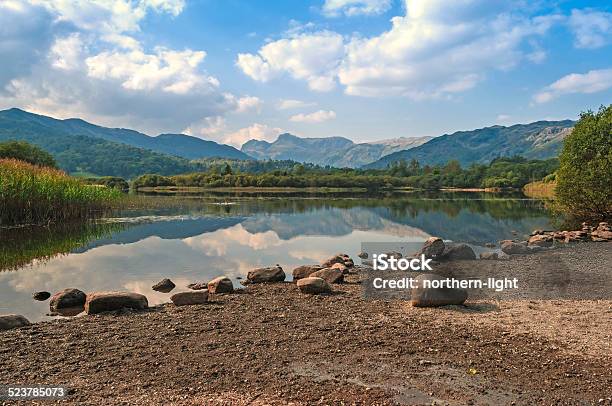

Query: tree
left=0, top=140, right=57, bottom=168
left=222, top=163, right=233, bottom=175
left=555, top=105, right=612, bottom=220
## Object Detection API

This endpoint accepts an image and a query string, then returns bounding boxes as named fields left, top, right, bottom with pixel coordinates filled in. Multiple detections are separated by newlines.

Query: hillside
left=241, top=133, right=430, bottom=167
left=0, top=108, right=251, bottom=160
left=364, top=121, right=574, bottom=169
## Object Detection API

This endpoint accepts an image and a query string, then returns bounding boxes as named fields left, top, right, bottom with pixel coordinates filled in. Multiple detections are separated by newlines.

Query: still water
left=0, top=191, right=553, bottom=321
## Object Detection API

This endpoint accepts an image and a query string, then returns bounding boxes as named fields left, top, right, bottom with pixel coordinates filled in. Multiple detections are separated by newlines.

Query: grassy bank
left=0, top=159, right=122, bottom=227
left=523, top=180, right=556, bottom=199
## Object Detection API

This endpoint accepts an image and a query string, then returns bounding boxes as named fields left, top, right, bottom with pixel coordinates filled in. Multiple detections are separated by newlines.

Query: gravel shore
left=1, top=243, right=611, bottom=405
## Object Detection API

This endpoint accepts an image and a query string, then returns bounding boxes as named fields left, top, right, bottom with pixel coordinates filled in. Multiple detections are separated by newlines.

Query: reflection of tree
left=0, top=222, right=125, bottom=272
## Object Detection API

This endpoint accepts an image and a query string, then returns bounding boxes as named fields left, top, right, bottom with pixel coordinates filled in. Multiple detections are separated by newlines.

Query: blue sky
left=0, top=0, right=610, bottom=147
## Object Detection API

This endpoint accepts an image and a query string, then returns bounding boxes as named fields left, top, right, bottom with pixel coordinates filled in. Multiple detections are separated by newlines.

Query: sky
left=0, top=0, right=611, bottom=147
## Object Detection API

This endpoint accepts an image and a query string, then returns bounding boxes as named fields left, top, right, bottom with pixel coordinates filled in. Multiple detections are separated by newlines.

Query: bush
left=132, top=174, right=176, bottom=188
left=555, top=105, right=612, bottom=220
left=83, top=177, right=130, bottom=191
left=0, top=140, right=57, bottom=168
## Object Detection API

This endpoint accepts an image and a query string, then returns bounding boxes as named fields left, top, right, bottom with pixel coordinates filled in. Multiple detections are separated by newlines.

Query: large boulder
left=292, top=265, right=323, bottom=280
left=0, top=315, right=30, bottom=331
left=152, top=278, right=176, bottom=293
left=32, top=291, right=51, bottom=301
left=50, top=288, right=86, bottom=311
left=501, top=241, right=531, bottom=255
left=207, top=276, right=233, bottom=294
left=85, top=291, right=148, bottom=314
left=310, top=268, right=344, bottom=284
left=170, top=290, right=208, bottom=306
left=410, top=274, right=468, bottom=307
left=528, top=235, right=553, bottom=248
left=297, top=277, right=332, bottom=294
left=322, top=254, right=346, bottom=268
left=420, top=237, right=445, bottom=258
left=440, top=243, right=476, bottom=260
left=330, top=262, right=348, bottom=274
left=247, top=266, right=285, bottom=283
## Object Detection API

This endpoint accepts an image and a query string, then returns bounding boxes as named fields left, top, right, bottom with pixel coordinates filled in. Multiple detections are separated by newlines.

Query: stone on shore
left=297, top=277, right=332, bottom=295
left=32, top=291, right=51, bottom=301
left=170, top=290, right=209, bottom=306
left=420, top=237, right=445, bottom=258
left=187, top=282, right=207, bottom=290
left=247, top=266, right=285, bottom=283
left=207, top=276, right=233, bottom=294
left=85, top=291, right=148, bottom=314
left=344, top=258, right=355, bottom=268
left=0, top=315, right=30, bottom=331
left=330, top=262, right=349, bottom=274
left=410, top=274, right=468, bottom=307
left=358, top=251, right=368, bottom=259
left=50, top=288, right=86, bottom=311
left=501, top=241, right=531, bottom=255
left=440, top=243, right=476, bottom=260
left=480, top=252, right=499, bottom=260
left=322, top=254, right=346, bottom=268
left=292, top=265, right=323, bottom=280
left=528, top=234, right=553, bottom=248
left=152, top=278, right=176, bottom=293
left=310, top=268, right=344, bottom=284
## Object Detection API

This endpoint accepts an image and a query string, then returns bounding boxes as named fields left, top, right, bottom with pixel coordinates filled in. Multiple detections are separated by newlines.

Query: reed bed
left=0, top=159, right=122, bottom=226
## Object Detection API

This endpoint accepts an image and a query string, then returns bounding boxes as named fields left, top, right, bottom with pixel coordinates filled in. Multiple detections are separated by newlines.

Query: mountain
left=364, top=121, right=574, bottom=169
left=0, top=108, right=251, bottom=160
left=241, top=133, right=431, bottom=167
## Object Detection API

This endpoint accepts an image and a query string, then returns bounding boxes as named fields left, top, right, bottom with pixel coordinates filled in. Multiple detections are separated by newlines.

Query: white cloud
left=323, top=0, right=392, bottom=17
left=236, top=31, right=344, bottom=92
left=49, top=34, right=85, bottom=71
left=225, top=123, right=282, bottom=147
left=533, top=68, right=612, bottom=103
left=184, top=119, right=281, bottom=147
left=289, top=110, right=336, bottom=123
left=234, top=96, right=263, bottom=113
left=568, top=9, right=612, bottom=49
left=276, top=99, right=317, bottom=110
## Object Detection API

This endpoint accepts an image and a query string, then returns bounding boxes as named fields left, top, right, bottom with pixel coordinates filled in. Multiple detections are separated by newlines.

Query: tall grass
left=0, top=159, right=121, bottom=226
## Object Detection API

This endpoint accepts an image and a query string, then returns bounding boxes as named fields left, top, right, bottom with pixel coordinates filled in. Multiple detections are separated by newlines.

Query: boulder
left=528, top=234, right=553, bottom=248
left=152, top=278, right=176, bottom=293
left=0, top=315, right=30, bottom=331
left=187, top=282, right=207, bottom=290
left=207, top=276, right=233, bottom=294
left=479, top=252, right=499, bottom=260
left=85, top=291, right=148, bottom=314
left=501, top=241, right=531, bottom=255
left=420, top=237, right=445, bottom=258
left=343, top=259, right=355, bottom=268
left=441, top=243, right=476, bottom=260
left=322, top=255, right=346, bottom=268
left=330, top=262, right=348, bottom=274
left=32, top=291, right=51, bottom=301
left=247, top=266, right=285, bottom=283
left=358, top=251, right=368, bottom=259
left=410, top=274, right=468, bottom=307
left=310, top=268, right=344, bottom=284
left=50, top=288, right=86, bottom=311
left=592, top=229, right=612, bottom=241
left=292, top=265, right=323, bottom=280
left=597, top=222, right=611, bottom=232
left=170, top=290, right=208, bottom=306
left=297, top=277, right=332, bottom=294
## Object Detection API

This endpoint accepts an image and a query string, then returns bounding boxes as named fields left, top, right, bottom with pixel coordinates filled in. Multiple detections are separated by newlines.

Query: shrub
left=0, top=140, right=57, bottom=168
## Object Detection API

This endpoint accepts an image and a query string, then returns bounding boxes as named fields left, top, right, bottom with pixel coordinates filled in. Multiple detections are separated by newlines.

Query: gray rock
left=0, top=315, right=30, bottom=331
left=32, top=291, right=51, bottom=301
left=170, top=290, right=209, bottom=306
left=247, top=266, right=285, bottom=283
left=420, top=237, right=445, bottom=258
left=152, top=278, right=176, bottom=293
left=187, top=282, right=207, bottom=290
left=322, top=254, right=346, bottom=268
left=50, top=288, right=86, bottom=311
left=207, top=276, right=233, bottom=294
left=297, top=277, right=332, bottom=294
left=310, top=267, right=344, bottom=284
left=479, top=252, right=499, bottom=260
left=85, top=291, right=148, bottom=314
left=292, top=265, right=323, bottom=280
left=358, top=251, right=368, bottom=259
left=441, top=243, right=476, bottom=260
left=501, top=241, right=531, bottom=255
left=410, top=274, right=468, bottom=307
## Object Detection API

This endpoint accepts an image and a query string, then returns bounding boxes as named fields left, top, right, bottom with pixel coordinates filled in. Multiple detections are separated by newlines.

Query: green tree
left=0, top=140, right=57, bottom=168
left=555, top=105, right=612, bottom=220
left=222, top=163, right=233, bottom=175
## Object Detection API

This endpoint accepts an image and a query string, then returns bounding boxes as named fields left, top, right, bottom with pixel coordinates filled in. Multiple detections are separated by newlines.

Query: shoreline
left=135, top=186, right=518, bottom=194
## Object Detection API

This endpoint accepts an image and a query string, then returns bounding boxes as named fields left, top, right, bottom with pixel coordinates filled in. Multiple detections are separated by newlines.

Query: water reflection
left=0, top=192, right=552, bottom=321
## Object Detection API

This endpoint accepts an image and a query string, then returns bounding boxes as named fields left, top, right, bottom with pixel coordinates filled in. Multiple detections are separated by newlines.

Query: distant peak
left=277, top=133, right=298, bottom=141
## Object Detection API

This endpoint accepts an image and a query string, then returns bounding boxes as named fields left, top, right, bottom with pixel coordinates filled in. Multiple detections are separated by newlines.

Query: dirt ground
left=1, top=243, right=611, bottom=405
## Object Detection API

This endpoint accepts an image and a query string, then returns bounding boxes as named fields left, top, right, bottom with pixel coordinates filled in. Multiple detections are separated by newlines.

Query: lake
left=0, top=191, right=553, bottom=321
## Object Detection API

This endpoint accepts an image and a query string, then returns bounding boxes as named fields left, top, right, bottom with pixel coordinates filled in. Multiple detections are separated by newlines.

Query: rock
left=49, top=288, right=86, bottom=311
left=358, top=251, right=368, bottom=259
left=528, top=234, right=553, bottom=248
left=592, top=229, right=612, bottom=241
left=247, top=266, right=285, bottom=283
left=85, top=291, right=148, bottom=314
left=530, top=229, right=545, bottom=236
left=485, top=242, right=496, bottom=248
left=343, top=259, right=355, bottom=268
left=322, top=255, right=346, bottom=268
left=440, top=243, right=476, bottom=260
left=0, top=315, right=30, bottom=331
left=170, top=290, right=208, bottom=306
left=187, top=282, right=208, bottom=290
left=297, top=277, right=332, bottom=294
left=207, top=276, right=233, bottom=294
left=479, top=252, right=499, bottom=260
left=152, top=278, right=175, bottom=293
left=310, top=268, right=344, bottom=284
left=32, top=291, right=51, bottom=301
left=501, top=241, right=531, bottom=255
left=330, top=262, right=348, bottom=274
left=420, top=237, right=445, bottom=258
left=292, top=265, right=323, bottom=280
left=597, top=222, right=611, bottom=232
left=410, top=274, right=468, bottom=307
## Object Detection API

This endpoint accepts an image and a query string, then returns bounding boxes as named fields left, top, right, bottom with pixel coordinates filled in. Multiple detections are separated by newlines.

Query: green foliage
left=132, top=174, right=175, bottom=188
left=555, top=105, right=612, bottom=220
left=82, top=177, right=130, bottom=190
left=0, top=140, right=57, bottom=168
